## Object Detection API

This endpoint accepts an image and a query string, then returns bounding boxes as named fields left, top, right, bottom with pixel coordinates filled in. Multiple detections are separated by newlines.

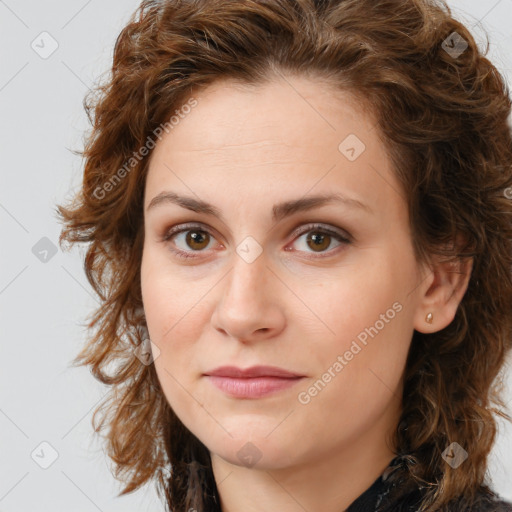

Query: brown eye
left=290, top=224, right=351, bottom=257
left=305, top=231, right=332, bottom=252
left=162, top=222, right=352, bottom=261
left=161, top=224, right=218, bottom=260
left=184, top=229, right=211, bottom=250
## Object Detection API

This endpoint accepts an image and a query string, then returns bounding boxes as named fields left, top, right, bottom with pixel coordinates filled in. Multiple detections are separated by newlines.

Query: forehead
left=166, top=76, right=371, bottom=152
left=145, top=75, right=406, bottom=224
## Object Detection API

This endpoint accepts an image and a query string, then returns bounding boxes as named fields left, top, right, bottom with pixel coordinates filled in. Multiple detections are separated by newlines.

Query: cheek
left=140, top=247, right=220, bottom=380
left=306, top=255, right=415, bottom=386
left=295, top=289, right=411, bottom=445
left=310, top=262, right=401, bottom=338
left=141, top=246, right=205, bottom=340
left=141, top=266, right=208, bottom=427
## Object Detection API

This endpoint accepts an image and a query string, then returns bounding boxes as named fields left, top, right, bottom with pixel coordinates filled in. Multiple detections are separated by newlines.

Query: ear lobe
left=413, top=255, right=473, bottom=334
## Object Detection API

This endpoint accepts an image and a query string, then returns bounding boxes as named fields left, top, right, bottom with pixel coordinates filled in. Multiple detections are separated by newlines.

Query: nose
left=211, top=249, right=286, bottom=343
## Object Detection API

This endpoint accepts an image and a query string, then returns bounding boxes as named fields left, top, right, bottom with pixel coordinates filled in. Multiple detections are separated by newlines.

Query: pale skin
left=140, top=74, right=473, bottom=512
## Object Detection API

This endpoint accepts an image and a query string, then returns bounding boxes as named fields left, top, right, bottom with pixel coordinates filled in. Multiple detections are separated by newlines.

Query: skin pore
left=140, top=74, right=473, bottom=512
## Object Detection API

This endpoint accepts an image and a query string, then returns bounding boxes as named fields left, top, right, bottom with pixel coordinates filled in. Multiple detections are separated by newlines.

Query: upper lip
left=204, top=365, right=304, bottom=378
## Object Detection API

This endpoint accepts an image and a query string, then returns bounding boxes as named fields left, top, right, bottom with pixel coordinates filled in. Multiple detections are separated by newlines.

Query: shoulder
left=462, top=489, right=512, bottom=512
left=432, top=487, right=512, bottom=512
left=382, top=480, right=512, bottom=512
left=376, top=458, right=511, bottom=512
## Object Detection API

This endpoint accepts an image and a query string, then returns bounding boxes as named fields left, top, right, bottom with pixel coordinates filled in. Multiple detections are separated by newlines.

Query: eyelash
left=160, top=222, right=352, bottom=261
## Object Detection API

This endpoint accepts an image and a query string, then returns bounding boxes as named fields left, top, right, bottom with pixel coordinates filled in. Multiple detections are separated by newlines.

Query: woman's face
left=141, top=76, right=431, bottom=472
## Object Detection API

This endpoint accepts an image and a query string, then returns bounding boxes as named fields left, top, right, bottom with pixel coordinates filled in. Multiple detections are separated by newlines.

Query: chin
left=204, top=427, right=301, bottom=470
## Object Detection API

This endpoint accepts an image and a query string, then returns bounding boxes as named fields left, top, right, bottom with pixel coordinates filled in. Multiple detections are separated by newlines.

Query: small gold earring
left=425, top=312, right=433, bottom=324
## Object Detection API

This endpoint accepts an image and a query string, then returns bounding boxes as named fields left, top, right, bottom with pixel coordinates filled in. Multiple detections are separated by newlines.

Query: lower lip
left=205, top=375, right=304, bottom=398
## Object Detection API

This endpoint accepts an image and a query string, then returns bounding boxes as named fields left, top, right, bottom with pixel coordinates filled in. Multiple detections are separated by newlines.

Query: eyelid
left=162, top=219, right=352, bottom=239
left=161, top=221, right=353, bottom=259
left=161, top=222, right=221, bottom=243
left=161, top=221, right=352, bottom=244
left=289, top=222, right=352, bottom=244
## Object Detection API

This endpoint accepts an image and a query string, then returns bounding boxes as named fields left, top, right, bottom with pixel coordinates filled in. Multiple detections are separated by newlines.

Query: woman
left=56, top=0, right=512, bottom=510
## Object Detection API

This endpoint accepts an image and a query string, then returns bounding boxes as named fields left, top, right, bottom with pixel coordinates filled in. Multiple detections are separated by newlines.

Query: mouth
left=203, top=365, right=304, bottom=379
left=203, top=365, right=306, bottom=399
left=204, top=375, right=305, bottom=399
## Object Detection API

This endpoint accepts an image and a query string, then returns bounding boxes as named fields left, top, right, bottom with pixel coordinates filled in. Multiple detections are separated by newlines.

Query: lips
left=203, top=365, right=305, bottom=399
left=203, top=365, right=304, bottom=379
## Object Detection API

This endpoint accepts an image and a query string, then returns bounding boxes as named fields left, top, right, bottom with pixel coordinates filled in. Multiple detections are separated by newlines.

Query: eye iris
left=177, top=227, right=338, bottom=254
left=186, top=230, right=209, bottom=250
left=307, top=232, right=331, bottom=252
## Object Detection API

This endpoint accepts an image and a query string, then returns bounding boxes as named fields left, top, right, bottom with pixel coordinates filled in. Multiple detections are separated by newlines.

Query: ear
left=413, top=250, right=473, bottom=334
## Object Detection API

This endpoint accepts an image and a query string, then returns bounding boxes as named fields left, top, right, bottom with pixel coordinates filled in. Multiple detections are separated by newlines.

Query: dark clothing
left=346, top=455, right=512, bottom=512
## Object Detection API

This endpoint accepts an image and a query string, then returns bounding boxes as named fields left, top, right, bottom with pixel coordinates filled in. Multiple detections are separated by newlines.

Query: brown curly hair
left=56, top=0, right=512, bottom=510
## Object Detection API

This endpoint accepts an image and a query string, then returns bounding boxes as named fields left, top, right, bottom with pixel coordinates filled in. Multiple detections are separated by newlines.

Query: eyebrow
left=146, top=191, right=373, bottom=223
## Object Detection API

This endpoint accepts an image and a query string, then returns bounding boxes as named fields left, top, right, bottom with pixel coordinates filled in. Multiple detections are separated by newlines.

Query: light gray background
left=1, top=1, right=511, bottom=510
